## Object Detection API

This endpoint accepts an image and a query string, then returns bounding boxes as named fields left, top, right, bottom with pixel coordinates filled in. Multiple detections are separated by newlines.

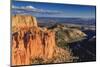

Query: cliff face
left=12, top=15, right=56, bottom=66
left=12, top=15, right=38, bottom=32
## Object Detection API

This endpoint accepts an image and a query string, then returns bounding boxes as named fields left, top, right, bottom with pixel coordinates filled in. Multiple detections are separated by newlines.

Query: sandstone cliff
left=12, top=15, right=37, bottom=32
left=12, top=15, right=57, bottom=66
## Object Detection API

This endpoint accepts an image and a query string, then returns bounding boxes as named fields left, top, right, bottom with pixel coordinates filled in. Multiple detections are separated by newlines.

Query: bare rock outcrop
left=12, top=15, right=37, bottom=32
left=12, top=15, right=56, bottom=66
left=12, top=15, right=87, bottom=66
left=54, top=25, right=87, bottom=45
left=12, top=15, right=83, bottom=66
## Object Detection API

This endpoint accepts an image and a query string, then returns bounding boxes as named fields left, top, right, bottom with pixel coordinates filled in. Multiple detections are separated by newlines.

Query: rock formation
left=12, top=15, right=56, bottom=66
left=12, top=15, right=85, bottom=66
left=53, top=25, right=87, bottom=46
left=12, top=15, right=37, bottom=32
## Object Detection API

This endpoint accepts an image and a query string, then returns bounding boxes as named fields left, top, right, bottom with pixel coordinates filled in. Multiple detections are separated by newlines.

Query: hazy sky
left=12, top=1, right=96, bottom=18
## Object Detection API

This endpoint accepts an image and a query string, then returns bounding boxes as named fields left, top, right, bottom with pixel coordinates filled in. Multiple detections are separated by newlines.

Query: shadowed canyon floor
left=12, top=15, right=90, bottom=66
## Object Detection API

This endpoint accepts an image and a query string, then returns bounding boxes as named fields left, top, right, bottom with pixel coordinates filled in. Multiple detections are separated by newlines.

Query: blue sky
left=12, top=1, right=96, bottom=18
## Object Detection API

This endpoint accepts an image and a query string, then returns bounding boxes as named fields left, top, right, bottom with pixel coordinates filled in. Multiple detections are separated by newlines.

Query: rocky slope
left=12, top=15, right=72, bottom=66
left=50, top=24, right=87, bottom=47
left=12, top=15, right=86, bottom=66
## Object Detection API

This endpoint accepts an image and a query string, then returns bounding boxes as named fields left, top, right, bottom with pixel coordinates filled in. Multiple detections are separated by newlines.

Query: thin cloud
left=12, top=5, right=63, bottom=14
left=12, top=5, right=36, bottom=10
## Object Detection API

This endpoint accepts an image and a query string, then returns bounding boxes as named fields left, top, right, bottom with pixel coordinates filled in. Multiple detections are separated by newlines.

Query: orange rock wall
left=12, top=15, right=56, bottom=66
